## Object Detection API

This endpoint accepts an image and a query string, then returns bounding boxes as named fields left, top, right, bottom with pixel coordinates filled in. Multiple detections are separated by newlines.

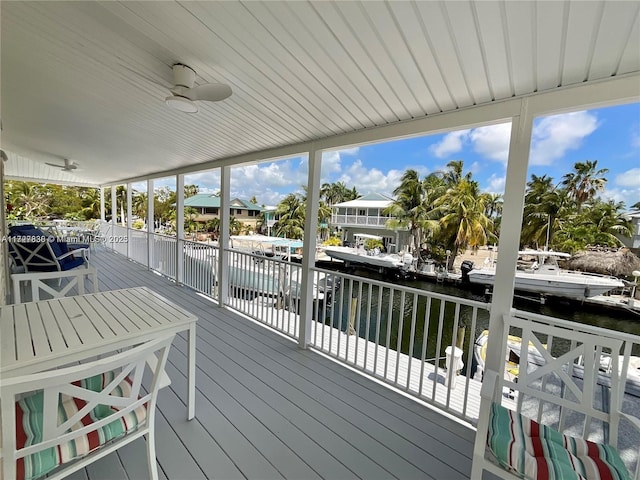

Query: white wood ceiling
left=2, top=1, right=639, bottom=186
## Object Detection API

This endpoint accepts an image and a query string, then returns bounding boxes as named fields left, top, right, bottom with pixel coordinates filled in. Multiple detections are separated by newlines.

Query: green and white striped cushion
left=15, top=372, right=147, bottom=480
left=487, top=402, right=630, bottom=480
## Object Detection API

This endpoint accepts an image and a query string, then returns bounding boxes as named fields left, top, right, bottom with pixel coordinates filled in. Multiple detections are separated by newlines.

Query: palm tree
left=274, top=193, right=305, bottom=239
left=434, top=178, right=493, bottom=268
left=205, top=218, right=220, bottom=239
left=184, top=184, right=199, bottom=198
left=80, top=187, right=102, bottom=219
left=521, top=175, right=573, bottom=249
left=384, top=169, right=426, bottom=254
left=561, top=160, right=608, bottom=212
left=320, top=181, right=359, bottom=206
left=131, top=191, right=148, bottom=225
left=485, top=193, right=503, bottom=218
left=8, top=182, right=48, bottom=219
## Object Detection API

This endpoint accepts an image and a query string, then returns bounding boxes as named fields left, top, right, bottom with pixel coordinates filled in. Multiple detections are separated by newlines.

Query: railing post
left=126, top=183, right=132, bottom=260
left=111, top=186, right=117, bottom=252
left=147, top=179, right=154, bottom=270
left=100, top=186, right=106, bottom=223
left=299, top=147, right=322, bottom=349
left=176, top=174, right=184, bottom=285
left=217, top=166, right=230, bottom=306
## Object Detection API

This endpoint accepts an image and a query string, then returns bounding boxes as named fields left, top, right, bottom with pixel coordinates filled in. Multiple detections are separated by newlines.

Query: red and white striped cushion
left=487, top=402, right=630, bottom=480
left=15, top=372, right=147, bottom=480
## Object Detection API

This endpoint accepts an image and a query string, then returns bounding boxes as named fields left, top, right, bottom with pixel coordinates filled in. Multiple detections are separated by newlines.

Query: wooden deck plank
left=175, top=321, right=466, bottom=479
left=192, top=313, right=473, bottom=477
left=78, top=248, right=476, bottom=480
left=166, top=340, right=382, bottom=480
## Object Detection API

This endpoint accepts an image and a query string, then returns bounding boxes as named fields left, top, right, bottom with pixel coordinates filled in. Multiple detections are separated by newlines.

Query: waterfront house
left=184, top=193, right=263, bottom=230
left=1, top=2, right=639, bottom=479
left=621, top=209, right=640, bottom=253
left=331, top=193, right=411, bottom=252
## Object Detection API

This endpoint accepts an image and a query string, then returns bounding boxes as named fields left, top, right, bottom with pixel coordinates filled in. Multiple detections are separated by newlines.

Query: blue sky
left=146, top=102, right=639, bottom=209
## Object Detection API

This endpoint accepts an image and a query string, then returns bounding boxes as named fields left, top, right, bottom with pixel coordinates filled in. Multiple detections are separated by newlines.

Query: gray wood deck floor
left=67, top=248, right=479, bottom=480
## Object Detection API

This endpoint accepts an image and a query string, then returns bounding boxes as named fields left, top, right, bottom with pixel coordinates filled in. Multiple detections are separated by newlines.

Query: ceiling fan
left=45, top=159, right=79, bottom=172
left=164, top=64, right=232, bottom=114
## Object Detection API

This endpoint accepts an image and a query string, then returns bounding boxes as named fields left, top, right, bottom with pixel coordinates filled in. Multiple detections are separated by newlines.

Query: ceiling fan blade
left=45, top=162, right=64, bottom=168
left=185, top=83, right=232, bottom=102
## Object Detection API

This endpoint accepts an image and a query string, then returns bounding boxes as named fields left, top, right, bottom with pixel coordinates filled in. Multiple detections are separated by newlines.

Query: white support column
left=100, top=187, right=105, bottom=223
left=147, top=179, right=154, bottom=269
left=126, top=183, right=132, bottom=259
left=217, top=166, right=230, bottom=306
left=484, top=99, right=534, bottom=375
left=110, top=186, right=117, bottom=224
left=471, top=100, right=534, bottom=480
left=111, top=186, right=117, bottom=251
left=176, top=174, right=185, bottom=285
left=299, top=149, right=322, bottom=349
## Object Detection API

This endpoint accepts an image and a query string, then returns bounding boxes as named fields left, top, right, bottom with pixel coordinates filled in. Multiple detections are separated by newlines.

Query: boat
left=324, top=234, right=415, bottom=273
left=461, top=250, right=624, bottom=300
left=183, top=236, right=336, bottom=302
left=474, top=330, right=640, bottom=397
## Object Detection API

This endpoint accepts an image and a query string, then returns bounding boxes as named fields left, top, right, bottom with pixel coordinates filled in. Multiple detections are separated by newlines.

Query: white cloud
left=339, top=147, right=360, bottom=156
left=484, top=174, right=506, bottom=194
left=470, top=123, right=512, bottom=163
left=529, top=111, right=598, bottom=166
left=615, top=168, right=640, bottom=188
left=335, top=159, right=406, bottom=196
left=429, top=130, right=469, bottom=158
left=321, top=151, right=342, bottom=175
left=428, top=123, right=511, bottom=164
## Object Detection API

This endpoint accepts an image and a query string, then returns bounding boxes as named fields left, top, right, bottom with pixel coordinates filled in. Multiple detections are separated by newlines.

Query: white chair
left=1, top=333, right=175, bottom=480
left=11, top=267, right=99, bottom=303
left=471, top=313, right=640, bottom=480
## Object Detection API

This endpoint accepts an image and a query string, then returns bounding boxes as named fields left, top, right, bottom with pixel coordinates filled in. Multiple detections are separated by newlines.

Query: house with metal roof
left=184, top=194, right=262, bottom=230
left=331, top=193, right=411, bottom=252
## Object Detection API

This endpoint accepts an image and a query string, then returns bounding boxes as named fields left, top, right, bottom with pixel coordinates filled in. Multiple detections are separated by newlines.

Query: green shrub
left=323, top=236, right=342, bottom=246
left=365, top=238, right=384, bottom=251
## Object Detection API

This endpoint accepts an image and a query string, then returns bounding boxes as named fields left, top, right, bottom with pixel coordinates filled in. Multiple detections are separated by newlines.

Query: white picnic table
left=0, top=286, right=198, bottom=420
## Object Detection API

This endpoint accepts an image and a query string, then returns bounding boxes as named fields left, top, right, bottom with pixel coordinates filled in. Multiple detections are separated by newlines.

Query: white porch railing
left=100, top=226, right=640, bottom=440
left=222, top=248, right=304, bottom=340
left=308, top=268, right=491, bottom=422
left=331, top=214, right=388, bottom=227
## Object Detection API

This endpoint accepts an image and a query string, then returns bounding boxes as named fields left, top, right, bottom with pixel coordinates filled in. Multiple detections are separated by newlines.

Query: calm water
left=321, top=267, right=640, bottom=368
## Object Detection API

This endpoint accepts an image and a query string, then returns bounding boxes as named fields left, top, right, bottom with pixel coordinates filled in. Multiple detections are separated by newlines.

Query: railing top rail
left=223, top=247, right=300, bottom=268
left=312, top=265, right=491, bottom=309
left=512, top=307, right=640, bottom=344
left=149, top=231, right=178, bottom=240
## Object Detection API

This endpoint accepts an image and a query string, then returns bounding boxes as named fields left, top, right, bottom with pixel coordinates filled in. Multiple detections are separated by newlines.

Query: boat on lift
left=461, top=250, right=624, bottom=300
left=323, top=233, right=415, bottom=273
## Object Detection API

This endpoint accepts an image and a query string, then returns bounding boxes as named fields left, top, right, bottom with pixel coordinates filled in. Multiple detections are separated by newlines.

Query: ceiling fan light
left=165, top=95, right=198, bottom=113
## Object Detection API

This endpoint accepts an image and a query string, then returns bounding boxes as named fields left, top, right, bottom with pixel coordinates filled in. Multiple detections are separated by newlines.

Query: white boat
left=462, top=250, right=624, bottom=300
left=184, top=236, right=335, bottom=301
left=474, top=330, right=640, bottom=397
left=324, top=234, right=415, bottom=272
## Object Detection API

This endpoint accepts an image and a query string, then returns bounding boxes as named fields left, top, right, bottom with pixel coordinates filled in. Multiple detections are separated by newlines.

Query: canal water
left=322, top=266, right=640, bottom=370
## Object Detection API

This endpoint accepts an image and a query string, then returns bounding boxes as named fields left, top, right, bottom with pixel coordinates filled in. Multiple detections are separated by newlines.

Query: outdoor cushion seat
left=487, top=402, right=630, bottom=480
left=8, top=224, right=89, bottom=272
left=15, top=372, right=147, bottom=480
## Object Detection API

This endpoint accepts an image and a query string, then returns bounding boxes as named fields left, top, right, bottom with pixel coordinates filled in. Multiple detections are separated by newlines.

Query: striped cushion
left=487, top=402, right=630, bottom=480
left=15, top=372, right=147, bottom=480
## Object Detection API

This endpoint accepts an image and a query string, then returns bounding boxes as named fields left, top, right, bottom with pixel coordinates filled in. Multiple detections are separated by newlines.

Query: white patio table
left=0, top=286, right=198, bottom=420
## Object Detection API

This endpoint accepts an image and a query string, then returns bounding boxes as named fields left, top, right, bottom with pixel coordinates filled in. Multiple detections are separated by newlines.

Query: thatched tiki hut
left=563, top=248, right=640, bottom=278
